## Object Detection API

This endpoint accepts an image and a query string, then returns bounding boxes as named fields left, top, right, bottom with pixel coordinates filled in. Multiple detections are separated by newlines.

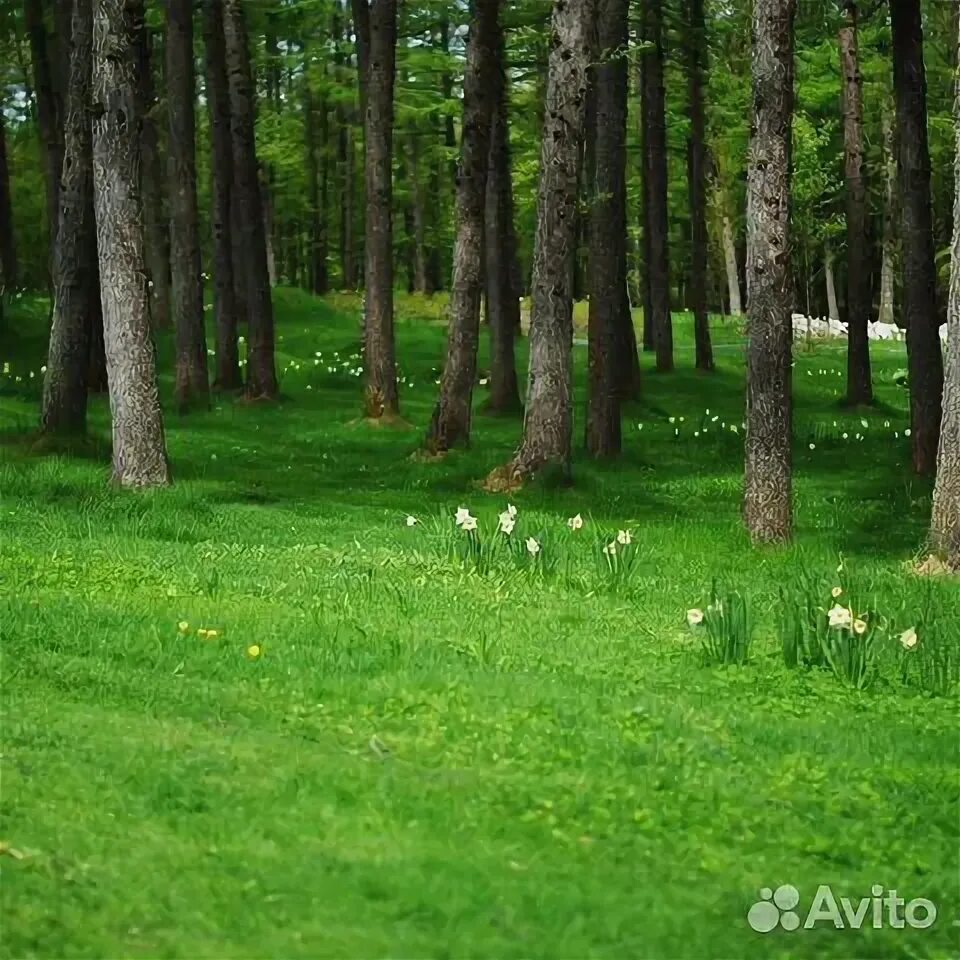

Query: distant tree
left=485, top=0, right=592, bottom=486
left=892, top=0, right=943, bottom=475
left=303, top=44, right=329, bottom=295
left=41, top=0, right=95, bottom=436
left=877, top=106, right=897, bottom=327
left=743, top=0, right=795, bottom=544
left=92, top=0, right=170, bottom=487
left=166, top=0, right=209, bottom=411
left=0, top=113, right=16, bottom=294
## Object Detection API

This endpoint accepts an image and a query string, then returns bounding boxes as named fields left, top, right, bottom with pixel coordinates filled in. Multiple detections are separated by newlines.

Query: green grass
left=1, top=288, right=958, bottom=959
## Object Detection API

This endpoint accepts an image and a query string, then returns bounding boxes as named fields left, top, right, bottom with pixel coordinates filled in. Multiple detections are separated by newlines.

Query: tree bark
left=407, top=129, right=431, bottom=294
left=223, top=0, right=277, bottom=399
left=743, top=0, right=795, bottom=545
left=484, top=17, right=521, bottom=415
left=687, top=0, right=713, bottom=372
left=640, top=0, right=672, bottom=371
left=0, top=114, right=17, bottom=292
left=134, top=18, right=170, bottom=330
left=426, top=0, right=499, bottom=451
left=877, top=107, right=897, bottom=326
left=586, top=0, right=628, bottom=457
left=166, top=0, right=209, bottom=412
left=24, top=0, right=63, bottom=252
left=304, top=54, right=329, bottom=295
left=359, top=0, right=400, bottom=418
left=722, top=213, right=742, bottom=316
left=92, top=0, right=170, bottom=487
left=825, top=244, right=840, bottom=322
left=486, top=0, right=592, bottom=486
left=840, top=2, right=872, bottom=405
left=929, top=17, right=960, bottom=568
left=41, top=0, right=95, bottom=436
left=892, top=0, right=943, bottom=475
left=203, top=0, right=241, bottom=390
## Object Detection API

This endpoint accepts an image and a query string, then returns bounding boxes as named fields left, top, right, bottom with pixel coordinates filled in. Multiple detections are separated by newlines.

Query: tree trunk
left=841, top=2, right=873, bottom=405
left=929, top=18, right=960, bottom=568
left=892, top=0, right=944, bottom=476
left=203, top=0, right=240, bottom=390
left=425, top=0, right=499, bottom=452
left=261, top=173, right=278, bottom=287
left=825, top=244, right=840, bottom=322
left=166, top=0, right=209, bottom=412
left=641, top=0, right=672, bottom=371
left=878, top=107, right=897, bottom=326
left=722, top=213, right=742, bottom=316
left=304, top=55, right=329, bottom=296
left=41, top=0, right=95, bottom=436
left=223, top=0, right=277, bottom=399
left=407, top=129, right=431, bottom=294
left=134, top=18, right=170, bottom=331
left=92, top=0, right=170, bottom=487
left=341, top=124, right=357, bottom=288
left=486, top=0, right=591, bottom=486
left=586, top=0, right=628, bottom=457
left=24, top=0, right=63, bottom=253
left=0, top=114, right=17, bottom=292
left=687, top=0, right=713, bottom=372
left=743, top=0, right=795, bottom=545
left=359, top=0, right=400, bottom=419
left=484, top=17, right=521, bottom=415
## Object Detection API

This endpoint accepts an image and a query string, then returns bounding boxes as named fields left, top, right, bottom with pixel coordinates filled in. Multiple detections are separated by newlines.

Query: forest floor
left=1, top=289, right=958, bottom=959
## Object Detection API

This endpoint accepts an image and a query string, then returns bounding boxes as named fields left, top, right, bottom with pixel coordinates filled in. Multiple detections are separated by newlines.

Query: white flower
left=860, top=419, right=869, bottom=429
left=809, top=443, right=816, bottom=450
left=616, top=529, right=632, bottom=546
left=498, top=512, right=516, bottom=535
left=899, top=627, right=919, bottom=651
left=904, top=428, right=912, bottom=437
left=455, top=506, right=473, bottom=527
left=686, top=608, right=704, bottom=627
left=507, top=504, right=518, bottom=518
left=603, top=541, right=617, bottom=556
left=405, top=516, right=418, bottom=527
left=853, top=618, right=868, bottom=636
left=525, top=537, right=540, bottom=556
left=479, top=378, right=488, bottom=386
left=668, top=416, right=676, bottom=424
left=567, top=514, right=584, bottom=531
left=828, top=605, right=853, bottom=629
left=461, top=515, right=478, bottom=532
left=831, top=586, right=843, bottom=598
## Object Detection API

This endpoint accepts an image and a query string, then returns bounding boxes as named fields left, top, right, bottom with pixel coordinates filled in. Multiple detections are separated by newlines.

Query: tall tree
left=41, top=0, right=95, bottom=436
left=166, top=0, right=209, bottom=411
left=743, top=0, right=795, bottom=544
left=223, top=0, right=278, bottom=399
left=687, top=0, right=713, bottom=372
left=0, top=114, right=16, bottom=293
left=92, top=0, right=170, bottom=487
left=484, top=15, right=521, bottom=415
left=840, top=1, right=872, bottom=405
left=929, top=19, right=960, bottom=568
left=426, top=0, right=499, bottom=452
left=486, top=0, right=592, bottom=486
left=303, top=49, right=329, bottom=295
left=721, top=213, right=742, bottom=316
left=586, top=0, right=628, bottom=457
left=641, top=0, right=672, bottom=372
left=203, top=0, right=241, bottom=390
left=134, top=16, right=170, bottom=330
left=357, top=0, right=400, bottom=419
left=892, top=0, right=943, bottom=475
left=877, top=107, right=897, bottom=326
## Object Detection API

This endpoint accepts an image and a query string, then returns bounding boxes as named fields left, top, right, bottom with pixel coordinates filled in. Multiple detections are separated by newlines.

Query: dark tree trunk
left=260, top=172, right=277, bottom=287
left=574, top=74, right=596, bottom=304
left=743, top=0, right=795, bottom=544
left=92, top=0, right=170, bottom=487
left=204, top=0, right=241, bottom=390
left=407, top=129, right=431, bottom=294
left=41, top=0, right=95, bottom=436
left=87, top=296, right=107, bottom=393
left=24, top=0, right=63, bottom=252
left=134, top=18, right=170, bottom=330
left=439, top=17, right=458, bottom=191
left=841, top=2, right=872, bottom=406
left=350, top=0, right=370, bottom=116
left=358, top=0, right=399, bottom=418
left=223, top=0, right=277, bottom=399
left=341, top=124, right=357, bottom=288
left=0, top=115, right=16, bottom=292
left=878, top=107, right=897, bottom=326
left=929, top=17, right=959, bottom=567
left=641, top=0, right=672, bottom=371
left=304, top=55, right=329, bottom=295
left=426, top=0, right=499, bottom=452
left=892, top=0, right=943, bottom=475
left=166, top=0, right=209, bottom=412
left=484, top=17, right=521, bottom=415
left=586, top=0, right=628, bottom=457
left=486, top=0, right=592, bottom=487
left=687, top=0, right=713, bottom=373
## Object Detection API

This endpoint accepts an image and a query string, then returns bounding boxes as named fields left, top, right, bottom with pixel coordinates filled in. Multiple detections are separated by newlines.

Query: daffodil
left=852, top=619, right=867, bottom=636
left=498, top=512, right=516, bottom=535
left=686, top=608, right=704, bottom=627
left=567, top=514, right=584, bottom=531
left=461, top=515, right=478, bottom=532
left=831, top=586, right=843, bottom=598
left=828, top=605, right=852, bottom=629
left=405, top=515, right=418, bottom=527
left=246, top=644, right=262, bottom=659
left=197, top=628, right=209, bottom=639
left=454, top=506, right=473, bottom=527
left=616, top=529, right=632, bottom=546
left=525, top=537, right=540, bottom=556
left=507, top=504, right=518, bottom=518
left=177, top=621, right=190, bottom=634
left=899, top=627, right=919, bottom=651
left=603, top=541, right=617, bottom=556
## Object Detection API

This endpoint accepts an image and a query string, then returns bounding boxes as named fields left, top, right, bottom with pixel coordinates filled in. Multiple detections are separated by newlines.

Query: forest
left=1, top=0, right=958, bottom=957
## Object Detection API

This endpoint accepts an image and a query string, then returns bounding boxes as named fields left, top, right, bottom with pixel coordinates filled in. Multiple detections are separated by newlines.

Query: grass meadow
left=1, top=288, right=958, bottom=958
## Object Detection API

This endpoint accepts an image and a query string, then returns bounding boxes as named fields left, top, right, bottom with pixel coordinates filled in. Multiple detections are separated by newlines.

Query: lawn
left=1, top=289, right=958, bottom=959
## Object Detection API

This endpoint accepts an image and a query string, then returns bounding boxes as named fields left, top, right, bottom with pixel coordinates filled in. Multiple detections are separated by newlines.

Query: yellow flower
left=204, top=629, right=220, bottom=640
left=853, top=619, right=867, bottom=636
left=197, top=628, right=209, bottom=639
left=831, top=586, right=843, bottom=598
left=177, top=621, right=190, bottom=634
left=246, top=644, right=262, bottom=659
